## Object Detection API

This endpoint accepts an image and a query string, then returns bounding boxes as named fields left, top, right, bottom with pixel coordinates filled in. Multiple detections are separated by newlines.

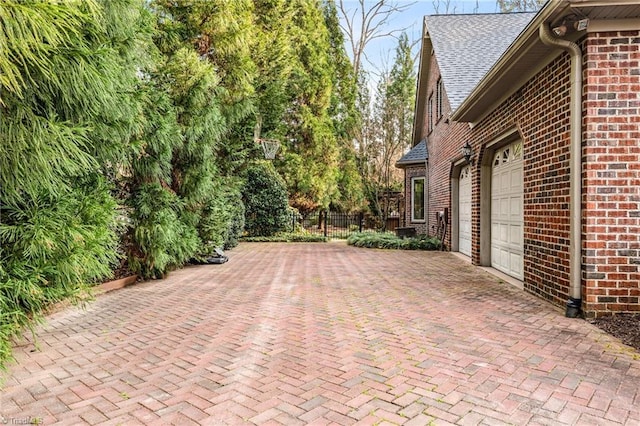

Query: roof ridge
left=429, top=11, right=538, bottom=17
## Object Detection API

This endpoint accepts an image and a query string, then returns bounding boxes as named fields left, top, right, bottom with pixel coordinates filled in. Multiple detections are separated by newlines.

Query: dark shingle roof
left=396, top=139, right=428, bottom=167
left=425, top=12, right=536, bottom=113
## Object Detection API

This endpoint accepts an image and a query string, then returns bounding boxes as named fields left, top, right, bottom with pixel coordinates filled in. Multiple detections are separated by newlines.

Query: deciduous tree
left=496, top=0, right=544, bottom=12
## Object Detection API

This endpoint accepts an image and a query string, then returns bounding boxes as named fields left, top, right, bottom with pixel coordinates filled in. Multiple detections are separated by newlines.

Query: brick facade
left=402, top=166, right=428, bottom=235
left=420, top=53, right=470, bottom=240
left=410, top=28, right=640, bottom=317
left=582, top=31, right=640, bottom=316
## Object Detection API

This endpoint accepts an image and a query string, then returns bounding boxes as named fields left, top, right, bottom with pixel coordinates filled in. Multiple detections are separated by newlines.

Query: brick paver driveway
left=2, top=242, right=639, bottom=425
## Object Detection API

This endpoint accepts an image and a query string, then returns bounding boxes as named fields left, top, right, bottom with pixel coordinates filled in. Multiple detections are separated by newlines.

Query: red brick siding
left=582, top=31, right=640, bottom=317
left=467, top=54, right=573, bottom=309
left=403, top=166, right=428, bottom=235
left=421, top=49, right=574, bottom=308
left=414, top=30, right=639, bottom=316
left=417, top=53, right=470, bottom=241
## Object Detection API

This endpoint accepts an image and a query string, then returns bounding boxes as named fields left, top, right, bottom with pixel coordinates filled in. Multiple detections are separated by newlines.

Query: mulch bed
left=110, top=257, right=136, bottom=281
left=590, top=314, right=640, bottom=352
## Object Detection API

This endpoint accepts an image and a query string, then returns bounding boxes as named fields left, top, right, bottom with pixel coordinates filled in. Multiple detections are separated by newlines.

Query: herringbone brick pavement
left=1, top=242, right=639, bottom=425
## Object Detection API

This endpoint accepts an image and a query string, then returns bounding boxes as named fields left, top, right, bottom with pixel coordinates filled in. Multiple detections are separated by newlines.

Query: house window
left=428, top=93, right=434, bottom=132
left=436, top=77, right=443, bottom=120
left=411, top=177, right=425, bottom=222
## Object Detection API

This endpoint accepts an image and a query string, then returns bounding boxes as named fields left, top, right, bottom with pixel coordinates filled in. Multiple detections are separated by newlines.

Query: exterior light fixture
left=552, top=22, right=568, bottom=36
left=552, top=15, right=589, bottom=37
left=462, top=141, right=475, bottom=165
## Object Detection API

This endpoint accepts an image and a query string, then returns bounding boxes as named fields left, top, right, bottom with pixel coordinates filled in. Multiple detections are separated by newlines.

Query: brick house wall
left=474, top=54, right=573, bottom=308
left=420, top=31, right=640, bottom=316
left=402, top=166, right=428, bottom=235
left=582, top=31, right=640, bottom=316
left=417, top=52, right=470, bottom=242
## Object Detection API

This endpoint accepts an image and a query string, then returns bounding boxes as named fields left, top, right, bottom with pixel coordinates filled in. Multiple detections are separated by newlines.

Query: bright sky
left=340, top=0, right=502, bottom=74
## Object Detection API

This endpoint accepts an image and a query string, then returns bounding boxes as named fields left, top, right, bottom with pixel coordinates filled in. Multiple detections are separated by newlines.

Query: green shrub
left=242, top=162, right=291, bottom=236
left=347, top=232, right=440, bottom=250
left=241, top=233, right=327, bottom=242
left=127, top=183, right=200, bottom=279
left=0, top=178, right=120, bottom=367
left=196, top=182, right=245, bottom=253
left=0, top=0, right=147, bottom=369
left=224, top=190, right=246, bottom=250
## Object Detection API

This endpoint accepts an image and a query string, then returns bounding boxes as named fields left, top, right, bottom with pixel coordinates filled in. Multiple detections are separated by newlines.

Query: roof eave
left=395, top=160, right=426, bottom=169
left=412, top=18, right=432, bottom=146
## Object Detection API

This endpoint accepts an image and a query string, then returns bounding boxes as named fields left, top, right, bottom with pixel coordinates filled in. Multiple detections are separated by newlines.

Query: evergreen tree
left=125, top=1, right=253, bottom=278
left=152, top=0, right=256, bottom=128
left=323, top=0, right=366, bottom=213
left=371, top=33, right=416, bottom=227
left=0, top=0, right=148, bottom=366
left=279, top=0, right=341, bottom=215
left=243, top=162, right=291, bottom=237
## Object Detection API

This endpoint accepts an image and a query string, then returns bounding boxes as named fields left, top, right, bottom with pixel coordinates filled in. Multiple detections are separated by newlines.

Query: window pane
left=413, top=178, right=425, bottom=221
left=428, top=95, right=433, bottom=132
left=436, top=78, right=443, bottom=119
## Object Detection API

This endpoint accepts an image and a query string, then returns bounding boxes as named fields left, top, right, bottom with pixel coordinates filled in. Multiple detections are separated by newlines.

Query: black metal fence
left=288, top=211, right=400, bottom=239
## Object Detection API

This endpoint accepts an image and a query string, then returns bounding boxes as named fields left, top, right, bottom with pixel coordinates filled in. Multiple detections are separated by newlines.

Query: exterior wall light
left=462, top=141, right=475, bottom=165
left=552, top=15, right=589, bottom=37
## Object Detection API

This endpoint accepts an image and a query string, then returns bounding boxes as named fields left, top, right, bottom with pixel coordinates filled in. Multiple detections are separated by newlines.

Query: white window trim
left=411, top=176, right=426, bottom=223
left=436, top=78, right=443, bottom=120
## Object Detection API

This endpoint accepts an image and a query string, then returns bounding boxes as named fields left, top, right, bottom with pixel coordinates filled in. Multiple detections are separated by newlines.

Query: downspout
left=539, top=23, right=583, bottom=318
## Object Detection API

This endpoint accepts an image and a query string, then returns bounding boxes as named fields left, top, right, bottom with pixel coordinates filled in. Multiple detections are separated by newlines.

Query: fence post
left=359, top=212, right=363, bottom=233
left=324, top=210, right=328, bottom=238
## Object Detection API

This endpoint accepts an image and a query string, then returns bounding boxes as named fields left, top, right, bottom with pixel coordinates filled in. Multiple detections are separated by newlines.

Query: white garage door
left=458, top=165, right=472, bottom=257
left=491, top=141, right=523, bottom=280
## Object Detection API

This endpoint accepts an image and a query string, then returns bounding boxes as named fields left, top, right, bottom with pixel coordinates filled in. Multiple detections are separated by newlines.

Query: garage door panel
left=510, top=196, right=522, bottom=217
left=491, top=141, right=523, bottom=280
left=500, top=224, right=508, bottom=242
left=510, top=169, right=522, bottom=190
left=501, top=199, right=510, bottom=216
left=500, top=172, right=510, bottom=191
left=458, top=166, right=472, bottom=257
left=510, top=224, right=523, bottom=246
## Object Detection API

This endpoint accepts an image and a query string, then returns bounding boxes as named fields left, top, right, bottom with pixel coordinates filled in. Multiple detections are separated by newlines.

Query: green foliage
left=196, top=180, right=246, bottom=254
left=242, top=233, right=327, bottom=243
left=347, top=232, right=440, bottom=250
left=127, top=7, right=247, bottom=277
left=0, top=179, right=120, bottom=367
left=0, top=0, right=372, bottom=370
left=0, top=0, right=148, bottom=368
left=127, top=183, right=199, bottom=279
left=152, top=0, right=256, bottom=128
left=223, top=190, right=246, bottom=250
left=271, top=0, right=342, bottom=213
left=243, top=162, right=291, bottom=237
left=324, top=0, right=366, bottom=213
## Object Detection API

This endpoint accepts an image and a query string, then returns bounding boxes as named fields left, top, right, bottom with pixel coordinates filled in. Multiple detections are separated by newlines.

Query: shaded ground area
left=592, top=314, right=640, bottom=352
left=2, top=242, right=639, bottom=425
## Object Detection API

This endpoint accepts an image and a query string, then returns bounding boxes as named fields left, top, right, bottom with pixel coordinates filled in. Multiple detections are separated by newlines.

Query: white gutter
left=538, top=22, right=583, bottom=318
